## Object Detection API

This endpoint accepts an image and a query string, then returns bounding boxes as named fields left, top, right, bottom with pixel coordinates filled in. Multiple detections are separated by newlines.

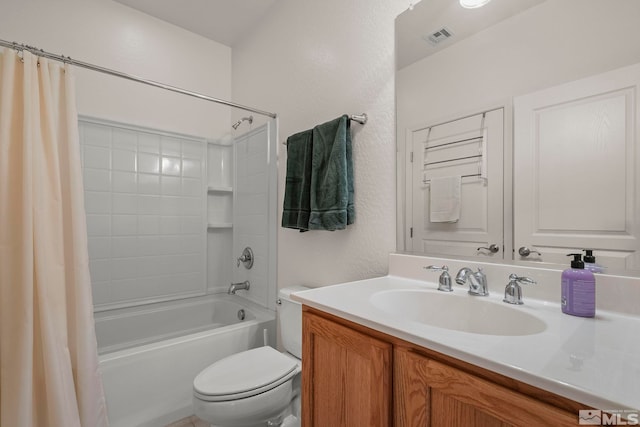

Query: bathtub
left=96, top=294, right=276, bottom=427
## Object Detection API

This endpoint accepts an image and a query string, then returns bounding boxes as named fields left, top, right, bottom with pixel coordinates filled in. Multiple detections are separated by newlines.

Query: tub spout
left=228, top=280, right=250, bottom=295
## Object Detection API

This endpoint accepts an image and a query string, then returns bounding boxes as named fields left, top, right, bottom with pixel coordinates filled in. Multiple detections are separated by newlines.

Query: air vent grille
left=424, top=27, right=454, bottom=45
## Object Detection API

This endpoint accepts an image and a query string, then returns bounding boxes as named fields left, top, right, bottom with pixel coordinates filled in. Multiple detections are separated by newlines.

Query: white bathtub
left=97, top=294, right=276, bottom=427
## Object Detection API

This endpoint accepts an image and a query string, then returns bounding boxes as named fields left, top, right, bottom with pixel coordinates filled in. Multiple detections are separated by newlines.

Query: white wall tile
left=83, top=124, right=111, bottom=147
left=182, top=159, right=202, bottom=178
left=112, top=171, right=137, bottom=193
left=137, top=256, right=160, bottom=278
left=161, top=137, right=181, bottom=156
left=85, top=191, right=111, bottom=214
left=182, top=178, right=202, bottom=197
left=112, top=129, right=137, bottom=150
left=161, top=157, right=181, bottom=176
left=158, top=236, right=183, bottom=256
left=138, top=195, right=161, bottom=214
left=182, top=236, right=202, bottom=253
left=137, top=236, right=160, bottom=256
left=138, top=174, right=160, bottom=195
left=138, top=133, right=160, bottom=154
left=112, top=215, right=137, bottom=236
left=84, top=145, right=111, bottom=169
left=181, top=217, right=202, bottom=235
left=182, top=141, right=203, bottom=159
left=111, top=257, right=138, bottom=280
left=112, top=149, right=136, bottom=172
left=138, top=215, right=160, bottom=235
left=91, top=281, right=111, bottom=305
left=80, top=119, right=207, bottom=308
left=160, top=216, right=181, bottom=235
left=88, top=237, right=111, bottom=259
left=161, top=197, right=181, bottom=215
left=181, top=197, right=202, bottom=216
left=112, top=193, right=138, bottom=215
left=83, top=169, right=111, bottom=191
left=90, top=259, right=111, bottom=282
left=138, top=153, right=160, bottom=174
left=86, top=214, right=111, bottom=236
left=112, top=237, right=139, bottom=258
left=161, top=176, right=182, bottom=196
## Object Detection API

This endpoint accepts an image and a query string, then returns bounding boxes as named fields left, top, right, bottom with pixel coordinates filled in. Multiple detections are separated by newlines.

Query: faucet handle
left=424, top=265, right=453, bottom=292
left=508, top=273, right=536, bottom=285
left=503, top=274, right=536, bottom=305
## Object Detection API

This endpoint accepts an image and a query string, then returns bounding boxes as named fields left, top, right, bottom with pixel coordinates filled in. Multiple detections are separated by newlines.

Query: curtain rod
left=0, top=39, right=278, bottom=119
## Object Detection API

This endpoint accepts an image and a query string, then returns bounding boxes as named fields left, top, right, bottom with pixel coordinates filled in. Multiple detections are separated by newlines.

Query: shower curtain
left=0, top=49, right=109, bottom=426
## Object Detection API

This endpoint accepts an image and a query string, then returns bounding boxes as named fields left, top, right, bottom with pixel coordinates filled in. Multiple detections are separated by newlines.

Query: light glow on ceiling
left=459, top=0, right=492, bottom=9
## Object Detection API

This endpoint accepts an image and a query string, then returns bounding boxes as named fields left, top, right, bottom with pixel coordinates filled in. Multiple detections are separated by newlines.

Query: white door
left=514, top=62, right=640, bottom=270
left=409, top=109, right=504, bottom=258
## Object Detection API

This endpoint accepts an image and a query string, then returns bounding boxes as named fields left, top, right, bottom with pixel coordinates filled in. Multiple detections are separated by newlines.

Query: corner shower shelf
left=207, top=186, right=233, bottom=193
left=207, top=222, right=233, bottom=230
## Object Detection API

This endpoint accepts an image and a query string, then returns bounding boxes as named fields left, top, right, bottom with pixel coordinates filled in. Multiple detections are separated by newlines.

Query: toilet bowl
left=193, top=286, right=308, bottom=427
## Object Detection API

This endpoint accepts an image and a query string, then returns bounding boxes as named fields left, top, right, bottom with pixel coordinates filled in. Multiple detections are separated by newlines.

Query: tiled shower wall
left=80, top=118, right=207, bottom=310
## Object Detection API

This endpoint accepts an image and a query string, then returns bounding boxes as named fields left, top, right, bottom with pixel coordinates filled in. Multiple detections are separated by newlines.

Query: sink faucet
left=424, top=265, right=453, bottom=292
left=228, top=280, right=250, bottom=295
left=455, top=267, right=489, bottom=296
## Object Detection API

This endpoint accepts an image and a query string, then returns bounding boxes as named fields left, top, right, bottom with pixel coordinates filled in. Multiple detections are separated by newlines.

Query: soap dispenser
left=583, top=249, right=605, bottom=273
left=561, top=254, right=595, bottom=318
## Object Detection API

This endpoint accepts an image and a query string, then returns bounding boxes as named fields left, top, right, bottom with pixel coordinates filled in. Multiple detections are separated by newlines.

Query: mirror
left=396, top=0, right=640, bottom=275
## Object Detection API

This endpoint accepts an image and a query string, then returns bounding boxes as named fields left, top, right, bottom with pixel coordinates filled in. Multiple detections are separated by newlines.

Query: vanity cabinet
left=395, top=347, right=576, bottom=426
left=302, top=307, right=583, bottom=427
left=301, top=309, right=392, bottom=426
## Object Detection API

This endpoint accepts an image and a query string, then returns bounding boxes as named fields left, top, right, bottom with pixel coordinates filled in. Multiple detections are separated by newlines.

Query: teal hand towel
left=282, top=129, right=313, bottom=231
left=309, top=115, right=355, bottom=230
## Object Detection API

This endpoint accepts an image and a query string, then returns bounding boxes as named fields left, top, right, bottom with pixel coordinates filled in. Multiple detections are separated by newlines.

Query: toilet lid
left=193, top=346, right=299, bottom=401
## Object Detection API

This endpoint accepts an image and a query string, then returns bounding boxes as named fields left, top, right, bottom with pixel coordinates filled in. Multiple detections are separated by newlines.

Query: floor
left=165, top=415, right=209, bottom=427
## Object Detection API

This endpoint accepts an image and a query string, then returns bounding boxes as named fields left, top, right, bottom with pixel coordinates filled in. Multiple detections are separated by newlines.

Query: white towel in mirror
left=429, top=176, right=461, bottom=223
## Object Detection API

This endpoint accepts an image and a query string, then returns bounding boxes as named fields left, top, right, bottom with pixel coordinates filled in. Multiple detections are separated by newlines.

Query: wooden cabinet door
left=302, top=310, right=392, bottom=427
left=394, top=348, right=577, bottom=427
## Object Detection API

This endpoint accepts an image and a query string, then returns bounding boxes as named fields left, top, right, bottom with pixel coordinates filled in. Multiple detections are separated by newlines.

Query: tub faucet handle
left=237, top=247, right=254, bottom=269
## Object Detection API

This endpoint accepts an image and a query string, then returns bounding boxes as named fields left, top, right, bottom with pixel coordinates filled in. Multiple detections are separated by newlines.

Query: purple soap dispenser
left=561, top=253, right=596, bottom=317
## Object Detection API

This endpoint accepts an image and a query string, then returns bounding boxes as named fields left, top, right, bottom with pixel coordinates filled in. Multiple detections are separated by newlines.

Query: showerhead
left=232, top=116, right=253, bottom=130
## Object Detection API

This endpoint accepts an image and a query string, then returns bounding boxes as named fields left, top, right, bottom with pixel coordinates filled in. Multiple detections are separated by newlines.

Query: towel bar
left=282, top=113, right=367, bottom=145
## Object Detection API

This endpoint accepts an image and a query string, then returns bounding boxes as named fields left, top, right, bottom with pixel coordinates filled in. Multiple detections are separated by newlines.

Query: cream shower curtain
left=0, top=49, right=109, bottom=426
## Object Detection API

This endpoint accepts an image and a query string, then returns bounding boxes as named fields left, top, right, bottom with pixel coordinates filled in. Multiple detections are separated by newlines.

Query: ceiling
left=113, top=0, right=279, bottom=47
left=396, top=0, right=546, bottom=69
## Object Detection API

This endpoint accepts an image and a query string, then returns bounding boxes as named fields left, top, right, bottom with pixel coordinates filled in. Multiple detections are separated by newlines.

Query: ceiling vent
left=424, top=27, right=454, bottom=45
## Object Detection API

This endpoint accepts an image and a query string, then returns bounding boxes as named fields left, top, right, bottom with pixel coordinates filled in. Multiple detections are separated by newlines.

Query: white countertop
left=293, top=275, right=640, bottom=413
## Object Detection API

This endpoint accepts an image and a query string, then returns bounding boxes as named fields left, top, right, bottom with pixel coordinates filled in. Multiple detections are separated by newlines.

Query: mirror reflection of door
left=514, top=63, right=640, bottom=270
left=408, top=109, right=504, bottom=259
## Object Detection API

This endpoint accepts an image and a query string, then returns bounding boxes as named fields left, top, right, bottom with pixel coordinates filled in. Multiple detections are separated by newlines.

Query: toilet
left=192, top=286, right=308, bottom=427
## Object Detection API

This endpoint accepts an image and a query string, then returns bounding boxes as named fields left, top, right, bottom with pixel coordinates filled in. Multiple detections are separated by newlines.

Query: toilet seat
left=193, top=346, right=300, bottom=402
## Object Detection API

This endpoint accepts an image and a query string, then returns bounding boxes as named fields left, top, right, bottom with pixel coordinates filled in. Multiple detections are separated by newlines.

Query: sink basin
left=370, top=289, right=546, bottom=336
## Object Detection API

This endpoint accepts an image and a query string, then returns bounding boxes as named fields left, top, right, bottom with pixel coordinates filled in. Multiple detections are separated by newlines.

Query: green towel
left=309, top=115, right=355, bottom=230
left=282, top=129, right=313, bottom=231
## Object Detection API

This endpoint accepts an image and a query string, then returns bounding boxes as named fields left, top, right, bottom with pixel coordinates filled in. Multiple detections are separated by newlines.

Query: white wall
left=0, top=0, right=232, bottom=139
left=232, top=0, right=406, bottom=289
left=397, top=0, right=640, bottom=152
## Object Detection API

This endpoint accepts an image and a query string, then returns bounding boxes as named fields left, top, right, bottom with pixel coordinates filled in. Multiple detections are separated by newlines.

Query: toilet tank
left=278, top=286, right=309, bottom=359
